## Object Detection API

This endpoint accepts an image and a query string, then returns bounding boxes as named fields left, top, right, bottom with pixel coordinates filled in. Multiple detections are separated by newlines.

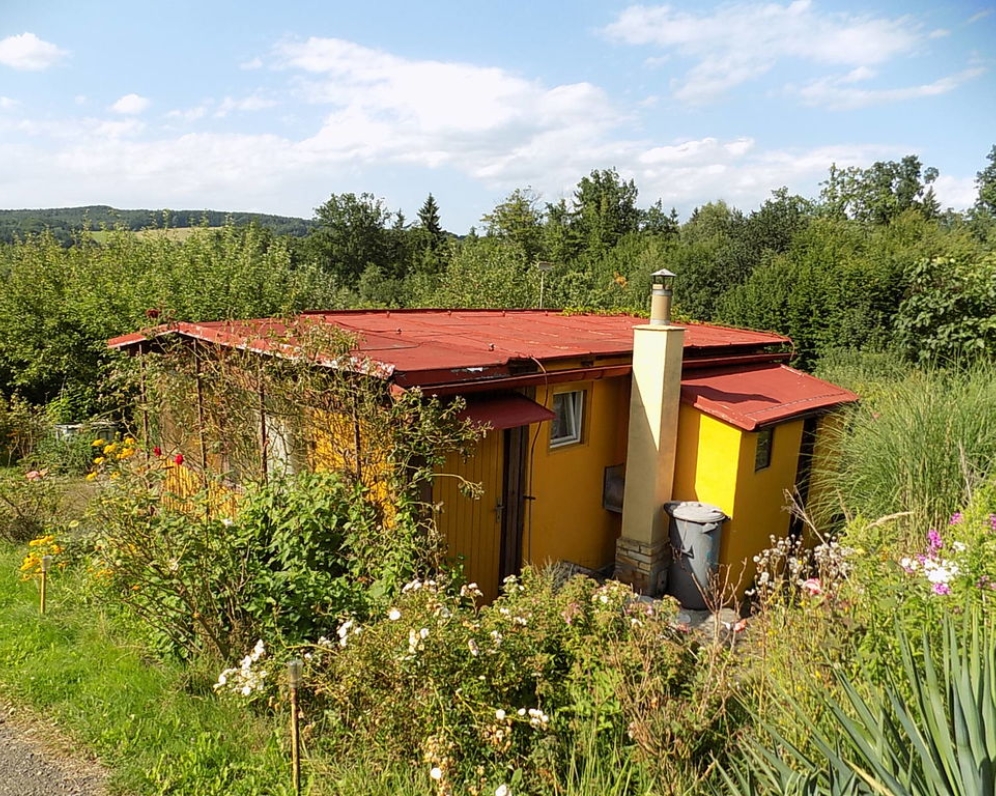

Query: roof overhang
left=457, top=393, right=555, bottom=430
left=680, top=363, right=859, bottom=431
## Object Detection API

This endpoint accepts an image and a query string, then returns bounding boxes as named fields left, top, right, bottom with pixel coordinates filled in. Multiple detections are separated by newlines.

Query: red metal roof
left=680, top=363, right=859, bottom=431
left=108, top=309, right=791, bottom=391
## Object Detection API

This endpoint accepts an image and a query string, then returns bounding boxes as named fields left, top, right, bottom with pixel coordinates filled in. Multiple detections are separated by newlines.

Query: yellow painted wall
left=726, top=419, right=803, bottom=593
left=672, top=406, right=742, bottom=515
left=524, top=377, right=627, bottom=572
left=671, top=407, right=805, bottom=599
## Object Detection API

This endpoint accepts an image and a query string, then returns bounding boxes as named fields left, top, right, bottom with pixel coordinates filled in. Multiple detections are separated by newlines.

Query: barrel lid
left=664, top=501, right=727, bottom=523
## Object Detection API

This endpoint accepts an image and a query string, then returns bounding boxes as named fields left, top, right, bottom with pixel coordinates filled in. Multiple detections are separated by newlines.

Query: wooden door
left=433, top=428, right=506, bottom=601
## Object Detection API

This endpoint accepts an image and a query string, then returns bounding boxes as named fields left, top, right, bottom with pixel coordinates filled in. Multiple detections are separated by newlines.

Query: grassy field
left=87, top=227, right=207, bottom=243
left=0, top=546, right=296, bottom=796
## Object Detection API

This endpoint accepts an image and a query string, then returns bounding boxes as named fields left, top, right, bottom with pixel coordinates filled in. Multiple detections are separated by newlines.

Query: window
left=754, top=426, right=774, bottom=471
left=550, top=390, right=584, bottom=448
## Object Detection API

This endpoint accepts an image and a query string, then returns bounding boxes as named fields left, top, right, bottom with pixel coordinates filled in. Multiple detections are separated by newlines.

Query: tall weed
left=814, top=365, right=996, bottom=541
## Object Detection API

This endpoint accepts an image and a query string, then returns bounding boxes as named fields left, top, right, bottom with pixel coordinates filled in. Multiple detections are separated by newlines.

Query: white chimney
left=615, top=271, right=683, bottom=594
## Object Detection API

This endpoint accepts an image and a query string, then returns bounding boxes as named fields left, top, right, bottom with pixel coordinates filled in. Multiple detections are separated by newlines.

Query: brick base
left=614, top=536, right=671, bottom=596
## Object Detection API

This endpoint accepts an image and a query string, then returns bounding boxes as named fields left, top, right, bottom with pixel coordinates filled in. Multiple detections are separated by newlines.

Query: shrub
left=82, top=454, right=440, bottom=661
left=0, top=395, right=48, bottom=463
left=304, top=567, right=740, bottom=794
left=0, top=469, right=68, bottom=544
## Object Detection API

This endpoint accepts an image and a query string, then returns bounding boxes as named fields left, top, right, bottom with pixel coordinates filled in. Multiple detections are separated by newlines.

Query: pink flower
left=174, top=453, right=184, bottom=466
left=949, top=512, right=963, bottom=525
left=801, top=578, right=822, bottom=596
left=932, top=582, right=951, bottom=596
left=24, top=470, right=43, bottom=481
left=927, top=529, right=943, bottom=551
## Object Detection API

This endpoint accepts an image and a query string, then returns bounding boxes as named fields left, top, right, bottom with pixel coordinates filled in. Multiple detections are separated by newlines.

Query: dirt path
left=0, top=704, right=108, bottom=796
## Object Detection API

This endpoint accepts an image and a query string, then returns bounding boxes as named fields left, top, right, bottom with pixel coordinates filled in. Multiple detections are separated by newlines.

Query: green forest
left=0, top=205, right=315, bottom=244
left=1, top=147, right=994, bottom=421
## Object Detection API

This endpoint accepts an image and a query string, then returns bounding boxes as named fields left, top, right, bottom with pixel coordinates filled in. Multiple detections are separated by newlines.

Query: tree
left=975, top=144, right=996, bottom=216
left=640, top=200, right=680, bottom=238
left=409, top=194, right=448, bottom=278
left=416, top=194, right=443, bottom=240
left=309, top=193, right=393, bottom=286
left=427, top=237, right=536, bottom=309
left=481, top=188, right=546, bottom=262
left=717, top=219, right=906, bottom=369
left=895, top=251, right=996, bottom=364
left=571, top=168, right=641, bottom=255
left=819, top=156, right=940, bottom=225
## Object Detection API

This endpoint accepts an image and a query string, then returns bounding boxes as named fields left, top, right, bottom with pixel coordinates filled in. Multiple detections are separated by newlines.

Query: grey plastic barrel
left=665, top=501, right=727, bottom=610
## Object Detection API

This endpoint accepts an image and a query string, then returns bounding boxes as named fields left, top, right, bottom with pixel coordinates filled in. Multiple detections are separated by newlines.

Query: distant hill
left=0, top=205, right=316, bottom=245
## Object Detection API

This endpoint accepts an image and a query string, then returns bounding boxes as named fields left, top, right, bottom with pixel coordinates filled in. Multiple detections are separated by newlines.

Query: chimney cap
left=651, top=268, right=676, bottom=280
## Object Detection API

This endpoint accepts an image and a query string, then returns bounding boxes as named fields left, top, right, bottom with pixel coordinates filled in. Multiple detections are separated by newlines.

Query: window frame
left=754, top=426, right=774, bottom=472
left=550, top=389, right=585, bottom=449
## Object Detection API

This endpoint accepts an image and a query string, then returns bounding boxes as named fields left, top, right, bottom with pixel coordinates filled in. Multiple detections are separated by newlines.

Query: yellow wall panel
left=724, top=419, right=804, bottom=594
left=525, top=378, right=625, bottom=573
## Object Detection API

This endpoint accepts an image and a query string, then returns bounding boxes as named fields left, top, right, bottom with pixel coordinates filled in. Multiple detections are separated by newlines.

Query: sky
left=1, top=0, right=994, bottom=233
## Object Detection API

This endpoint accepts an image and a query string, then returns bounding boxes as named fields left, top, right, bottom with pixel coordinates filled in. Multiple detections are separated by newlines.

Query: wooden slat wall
left=432, top=430, right=503, bottom=601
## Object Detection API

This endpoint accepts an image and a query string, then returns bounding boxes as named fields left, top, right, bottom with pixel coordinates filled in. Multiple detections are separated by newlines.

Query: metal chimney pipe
left=650, top=269, right=676, bottom=325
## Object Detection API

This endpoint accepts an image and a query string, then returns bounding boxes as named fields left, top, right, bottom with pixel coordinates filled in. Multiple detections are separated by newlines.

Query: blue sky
left=2, top=0, right=993, bottom=232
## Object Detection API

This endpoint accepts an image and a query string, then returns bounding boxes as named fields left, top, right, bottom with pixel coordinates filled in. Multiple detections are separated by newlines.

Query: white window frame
left=550, top=390, right=585, bottom=449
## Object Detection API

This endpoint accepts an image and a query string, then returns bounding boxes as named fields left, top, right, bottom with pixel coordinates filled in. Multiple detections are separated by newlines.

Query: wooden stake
left=287, top=659, right=303, bottom=796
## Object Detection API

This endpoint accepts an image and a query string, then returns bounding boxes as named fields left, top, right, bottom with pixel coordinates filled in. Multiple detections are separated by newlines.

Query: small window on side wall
left=551, top=390, right=584, bottom=448
left=755, top=426, right=774, bottom=471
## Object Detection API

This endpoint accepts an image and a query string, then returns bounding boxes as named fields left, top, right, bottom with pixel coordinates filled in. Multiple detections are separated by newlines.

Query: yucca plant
left=717, top=610, right=996, bottom=795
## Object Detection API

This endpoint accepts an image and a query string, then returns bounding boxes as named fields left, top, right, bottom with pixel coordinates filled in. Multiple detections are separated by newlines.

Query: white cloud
left=240, top=56, right=263, bottom=70
left=111, top=94, right=151, bottom=115
left=215, top=94, right=278, bottom=117
left=792, top=67, right=985, bottom=110
left=166, top=104, right=208, bottom=122
left=93, top=119, right=145, bottom=138
left=932, top=174, right=978, bottom=211
left=604, top=1, right=926, bottom=103
left=0, top=33, right=982, bottom=225
left=271, top=36, right=619, bottom=178
left=0, top=96, right=17, bottom=110
left=631, top=140, right=919, bottom=212
left=0, top=32, right=68, bottom=71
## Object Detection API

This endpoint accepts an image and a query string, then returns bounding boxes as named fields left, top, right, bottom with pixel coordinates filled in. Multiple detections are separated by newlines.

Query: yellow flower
left=85, top=472, right=98, bottom=481
left=124, top=437, right=136, bottom=446
left=91, top=439, right=104, bottom=448
left=93, top=456, right=106, bottom=465
left=116, top=448, right=134, bottom=460
left=103, top=443, right=117, bottom=455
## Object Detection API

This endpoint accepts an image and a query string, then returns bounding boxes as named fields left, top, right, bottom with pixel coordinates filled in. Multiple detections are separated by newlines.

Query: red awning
left=680, top=363, right=859, bottom=431
left=457, top=393, right=555, bottom=430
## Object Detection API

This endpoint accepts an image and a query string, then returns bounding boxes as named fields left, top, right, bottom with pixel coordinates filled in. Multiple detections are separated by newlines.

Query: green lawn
left=0, top=547, right=295, bottom=796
